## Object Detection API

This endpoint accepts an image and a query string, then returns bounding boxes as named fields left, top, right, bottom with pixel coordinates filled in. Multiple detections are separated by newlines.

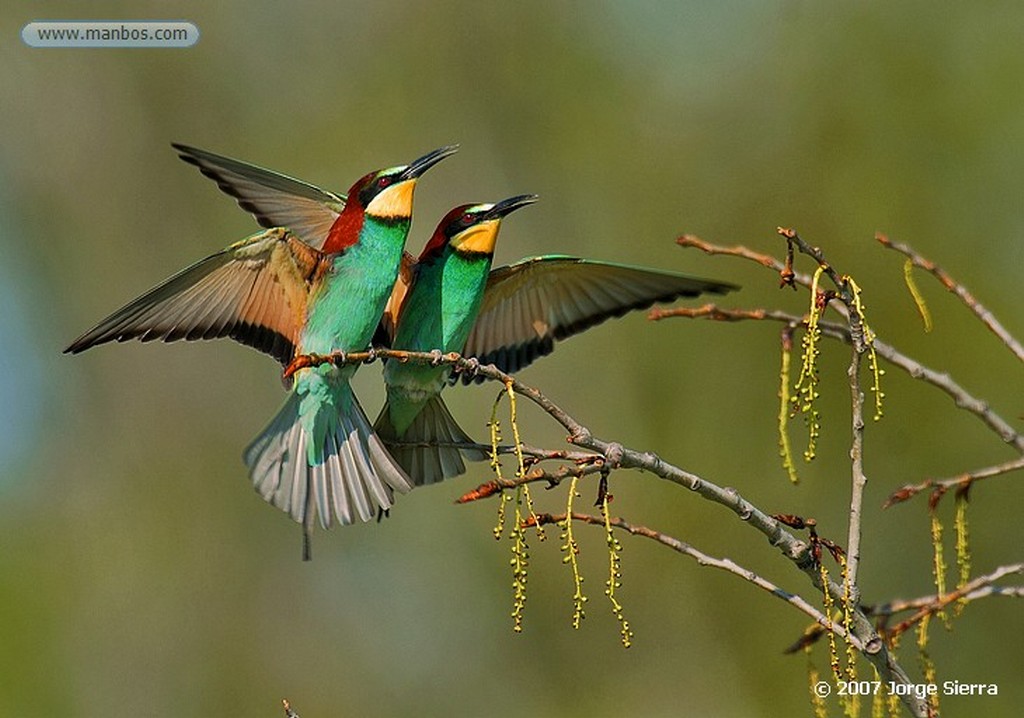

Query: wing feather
left=462, top=256, right=737, bottom=378
left=172, top=143, right=345, bottom=249
left=64, top=228, right=325, bottom=365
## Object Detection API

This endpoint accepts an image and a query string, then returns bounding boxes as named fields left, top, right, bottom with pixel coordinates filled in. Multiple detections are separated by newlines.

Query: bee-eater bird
left=65, top=145, right=458, bottom=557
left=170, top=144, right=739, bottom=381
left=165, top=145, right=740, bottom=490
left=373, top=195, right=538, bottom=485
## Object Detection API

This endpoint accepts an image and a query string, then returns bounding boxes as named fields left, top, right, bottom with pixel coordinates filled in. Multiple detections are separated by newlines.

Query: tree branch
left=884, top=456, right=1024, bottom=507
left=651, top=304, right=1024, bottom=457
left=877, top=233, right=1024, bottom=363
left=865, top=563, right=1024, bottom=621
left=302, top=347, right=927, bottom=717
left=883, top=563, right=1024, bottom=638
left=530, top=511, right=866, bottom=650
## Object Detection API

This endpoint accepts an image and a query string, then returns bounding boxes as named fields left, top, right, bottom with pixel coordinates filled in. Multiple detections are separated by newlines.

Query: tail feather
left=310, top=442, right=330, bottom=526
left=244, top=389, right=414, bottom=533
left=246, top=395, right=309, bottom=518
left=364, top=433, right=404, bottom=506
left=375, top=395, right=486, bottom=487
left=331, top=427, right=372, bottom=522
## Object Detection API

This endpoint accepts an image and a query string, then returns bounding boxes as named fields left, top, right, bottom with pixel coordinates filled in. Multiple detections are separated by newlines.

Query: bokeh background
left=3, top=2, right=1023, bottom=716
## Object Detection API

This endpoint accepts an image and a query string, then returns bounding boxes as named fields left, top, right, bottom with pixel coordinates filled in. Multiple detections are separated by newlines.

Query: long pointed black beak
left=485, top=193, right=539, bottom=220
left=401, top=145, right=459, bottom=180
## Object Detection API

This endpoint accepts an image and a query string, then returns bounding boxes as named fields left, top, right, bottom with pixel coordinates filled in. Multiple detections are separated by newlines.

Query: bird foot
left=459, top=356, right=480, bottom=378
left=283, top=351, right=348, bottom=380
left=428, top=348, right=444, bottom=366
left=283, top=353, right=319, bottom=380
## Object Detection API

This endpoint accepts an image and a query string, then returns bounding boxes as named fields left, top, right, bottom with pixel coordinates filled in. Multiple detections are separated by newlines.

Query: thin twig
left=883, top=455, right=1024, bottom=507
left=845, top=334, right=867, bottom=597
left=877, top=233, right=1024, bottom=363
left=384, top=439, right=600, bottom=465
left=649, top=304, right=786, bottom=323
left=866, top=564, right=1024, bottom=619
left=456, top=462, right=608, bottom=503
left=677, top=235, right=857, bottom=326
left=678, top=234, right=817, bottom=289
left=651, top=304, right=1024, bottom=455
left=884, top=563, right=1024, bottom=637
left=777, top=228, right=845, bottom=293
left=530, top=511, right=866, bottom=651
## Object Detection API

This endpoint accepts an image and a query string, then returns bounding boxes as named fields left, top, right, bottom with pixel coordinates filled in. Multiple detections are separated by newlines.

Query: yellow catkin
left=916, top=617, right=940, bottom=715
left=778, top=333, right=800, bottom=483
left=929, top=510, right=951, bottom=629
left=505, top=381, right=545, bottom=541
left=819, top=563, right=842, bottom=682
left=839, top=555, right=859, bottom=718
left=601, top=491, right=632, bottom=648
left=489, top=390, right=509, bottom=540
left=867, top=342, right=884, bottom=423
left=870, top=666, right=885, bottom=718
left=902, top=259, right=933, bottom=332
left=887, top=687, right=902, bottom=718
left=807, top=647, right=829, bottom=718
left=839, top=555, right=857, bottom=679
left=846, top=277, right=885, bottom=421
left=885, top=635, right=902, bottom=718
left=561, top=475, right=587, bottom=628
left=954, top=493, right=971, bottom=616
left=509, top=486, right=530, bottom=633
left=793, top=267, right=826, bottom=461
left=489, top=387, right=530, bottom=633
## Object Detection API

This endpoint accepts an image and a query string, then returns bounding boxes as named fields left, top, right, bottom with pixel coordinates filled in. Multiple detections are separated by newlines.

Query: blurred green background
left=3, top=2, right=1023, bottom=716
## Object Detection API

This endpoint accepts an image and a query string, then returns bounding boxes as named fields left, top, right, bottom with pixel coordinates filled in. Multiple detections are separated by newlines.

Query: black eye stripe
left=447, top=215, right=474, bottom=237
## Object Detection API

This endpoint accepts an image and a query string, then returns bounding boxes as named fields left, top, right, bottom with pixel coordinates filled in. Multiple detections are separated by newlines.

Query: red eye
left=377, top=176, right=392, bottom=190
left=461, top=213, right=474, bottom=225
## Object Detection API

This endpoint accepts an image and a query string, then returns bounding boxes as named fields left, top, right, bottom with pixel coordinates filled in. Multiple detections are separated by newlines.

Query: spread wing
left=172, top=143, right=345, bottom=249
left=461, top=256, right=738, bottom=380
left=64, top=228, right=327, bottom=366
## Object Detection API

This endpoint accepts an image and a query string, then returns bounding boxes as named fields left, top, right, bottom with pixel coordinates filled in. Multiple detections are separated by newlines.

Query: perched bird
left=371, top=251, right=739, bottom=485
left=171, top=144, right=739, bottom=382
left=374, top=195, right=538, bottom=486
left=66, top=146, right=458, bottom=557
left=171, top=146, right=741, bottom=490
